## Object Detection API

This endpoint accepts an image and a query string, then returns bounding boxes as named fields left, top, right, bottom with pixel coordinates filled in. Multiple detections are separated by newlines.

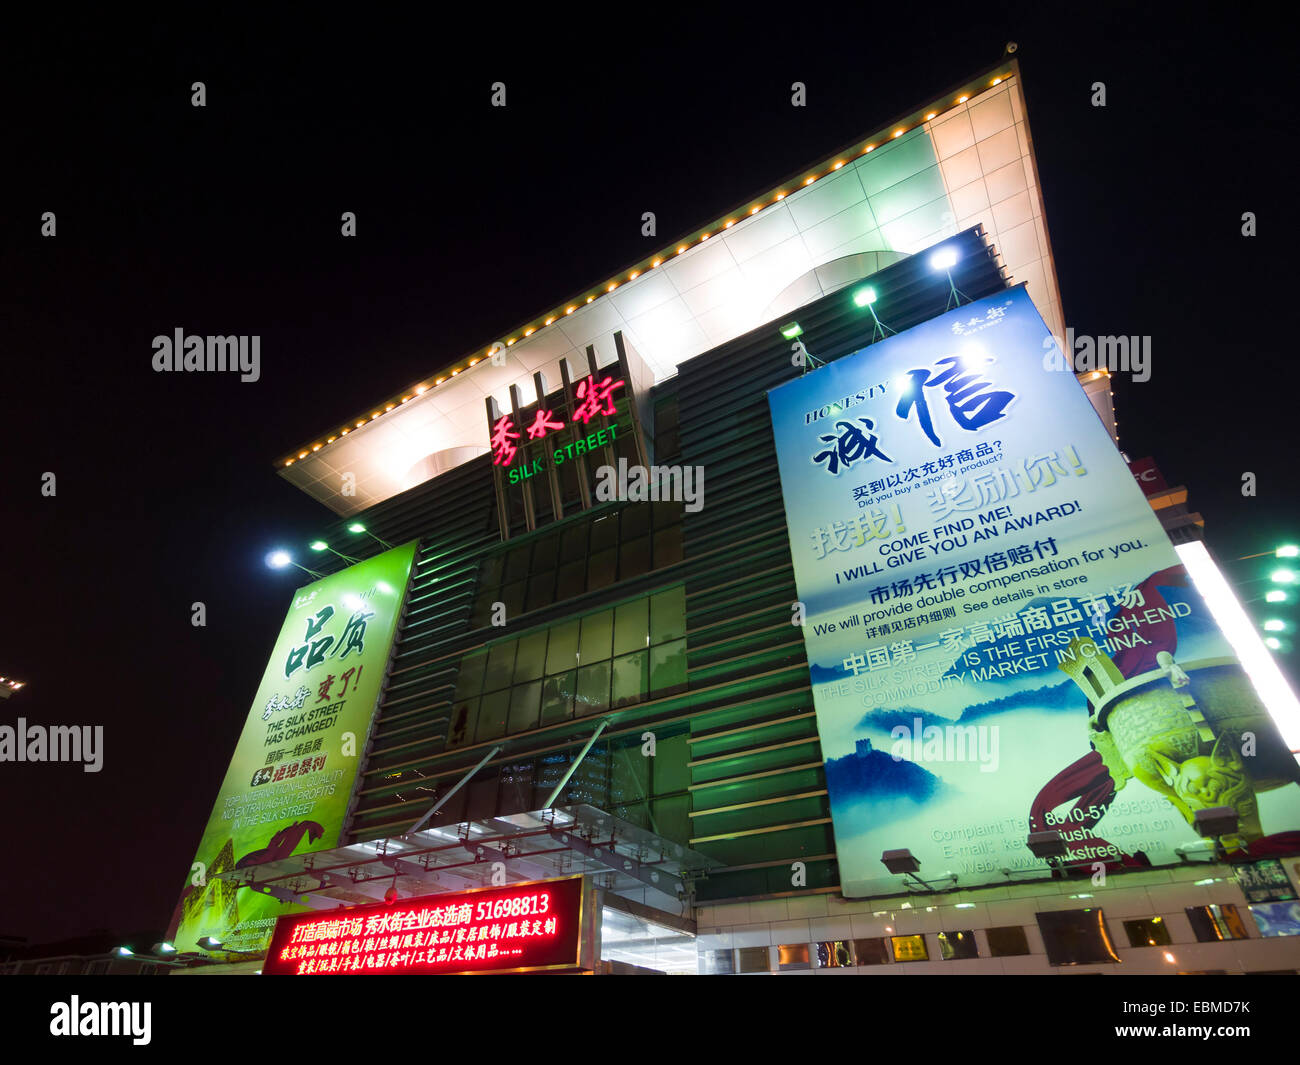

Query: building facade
left=174, top=59, right=1300, bottom=975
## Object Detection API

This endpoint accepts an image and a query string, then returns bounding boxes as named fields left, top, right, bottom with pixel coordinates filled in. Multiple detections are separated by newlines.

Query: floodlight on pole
left=266, top=550, right=325, bottom=579
left=852, top=286, right=896, bottom=342
left=309, top=540, right=361, bottom=565
left=347, top=522, right=394, bottom=549
left=929, top=244, right=968, bottom=309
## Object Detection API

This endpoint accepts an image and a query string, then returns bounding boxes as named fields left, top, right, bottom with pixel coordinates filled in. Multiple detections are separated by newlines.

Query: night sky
left=3, top=8, right=1295, bottom=944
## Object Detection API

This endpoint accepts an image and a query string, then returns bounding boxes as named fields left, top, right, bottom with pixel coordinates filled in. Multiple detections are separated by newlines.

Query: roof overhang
left=280, top=61, right=1067, bottom=514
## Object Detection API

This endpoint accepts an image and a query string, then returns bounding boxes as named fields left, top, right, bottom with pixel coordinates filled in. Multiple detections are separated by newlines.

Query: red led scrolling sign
left=263, top=876, right=586, bottom=975
left=490, top=374, right=625, bottom=468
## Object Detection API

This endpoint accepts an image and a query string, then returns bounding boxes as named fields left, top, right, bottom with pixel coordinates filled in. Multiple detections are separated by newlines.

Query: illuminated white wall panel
left=283, top=75, right=1065, bottom=515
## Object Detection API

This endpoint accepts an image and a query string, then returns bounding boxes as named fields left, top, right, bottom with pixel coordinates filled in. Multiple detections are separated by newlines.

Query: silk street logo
left=50, top=997, right=151, bottom=1046
left=811, top=354, right=1015, bottom=475
left=151, top=328, right=260, bottom=382
left=0, top=717, right=103, bottom=772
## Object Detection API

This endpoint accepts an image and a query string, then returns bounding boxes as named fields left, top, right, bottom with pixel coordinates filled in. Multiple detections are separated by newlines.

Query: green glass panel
left=579, top=610, right=613, bottom=665
left=575, top=661, right=610, bottom=716
left=650, top=733, right=690, bottom=795
left=514, top=629, right=548, bottom=683
left=545, top=619, right=580, bottom=676
left=587, top=547, right=616, bottom=590
left=556, top=559, right=586, bottom=601
left=610, top=650, right=648, bottom=709
left=531, top=534, right=559, bottom=570
left=483, top=640, right=517, bottom=693
left=620, top=535, right=651, bottom=580
left=540, top=670, right=575, bottom=726
left=622, top=502, right=650, bottom=538
left=504, top=544, right=533, bottom=582
left=613, top=598, right=648, bottom=657
left=454, top=651, right=487, bottom=700
left=650, top=638, right=687, bottom=695
left=507, top=680, right=542, bottom=735
left=650, top=586, right=686, bottom=643
left=503, top=580, right=528, bottom=618
left=479, top=553, right=504, bottom=587
left=560, top=521, right=588, bottom=563
left=447, top=698, right=478, bottom=749
left=475, top=690, right=510, bottom=743
left=590, top=512, right=619, bottom=551
left=524, top=572, right=554, bottom=613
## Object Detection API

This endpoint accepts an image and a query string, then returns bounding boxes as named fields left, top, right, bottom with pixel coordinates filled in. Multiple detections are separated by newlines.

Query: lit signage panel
left=262, top=877, right=586, bottom=975
left=767, top=287, right=1300, bottom=897
left=1126, top=456, right=1168, bottom=495
left=171, top=543, right=418, bottom=954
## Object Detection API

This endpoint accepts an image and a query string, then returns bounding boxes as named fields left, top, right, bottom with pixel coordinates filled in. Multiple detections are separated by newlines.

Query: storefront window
left=1185, top=904, right=1249, bottom=942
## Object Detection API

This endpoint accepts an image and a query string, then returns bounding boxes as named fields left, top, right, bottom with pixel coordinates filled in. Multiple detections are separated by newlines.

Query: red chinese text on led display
left=263, top=879, right=583, bottom=975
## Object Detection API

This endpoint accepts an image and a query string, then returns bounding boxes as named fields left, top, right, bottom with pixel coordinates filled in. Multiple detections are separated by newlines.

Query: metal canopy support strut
left=541, top=719, right=610, bottom=810
left=405, top=744, right=502, bottom=838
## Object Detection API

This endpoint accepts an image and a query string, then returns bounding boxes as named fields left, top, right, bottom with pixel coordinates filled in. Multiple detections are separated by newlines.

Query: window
left=1123, top=916, right=1172, bottom=948
left=776, top=943, right=811, bottom=970
left=814, top=941, right=853, bottom=968
left=1036, top=909, right=1120, bottom=966
left=890, top=934, right=928, bottom=962
left=986, top=925, right=1031, bottom=957
left=471, top=502, right=685, bottom=625
left=852, top=937, right=890, bottom=965
left=937, top=929, right=978, bottom=960
left=1248, top=901, right=1300, bottom=937
left=449, top=588, right=687, bottom=748
left=736, top=946, right=771, bottom=973
left=700, top=949, right=734, bottom=974
left=1185, top=904, right=1249, bottom=942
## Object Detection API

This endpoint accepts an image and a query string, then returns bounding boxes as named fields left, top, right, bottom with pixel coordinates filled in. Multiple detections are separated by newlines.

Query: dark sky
left=2, top=7, right=1295, bottom=943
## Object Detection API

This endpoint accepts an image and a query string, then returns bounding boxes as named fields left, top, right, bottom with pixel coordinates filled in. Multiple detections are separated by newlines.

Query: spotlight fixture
left=347, top=523, right=394, bottom=550
left=309, top=540, right=361, bottom=564
left=853, top=286, right=896, bottom=341
left=929, top=244, right=968, bottom=309
left=266, top=550, right=324, bottom=579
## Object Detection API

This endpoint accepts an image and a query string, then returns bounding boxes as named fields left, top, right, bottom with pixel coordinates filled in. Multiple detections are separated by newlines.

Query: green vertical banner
left=171, top=542, right=417, bottom=954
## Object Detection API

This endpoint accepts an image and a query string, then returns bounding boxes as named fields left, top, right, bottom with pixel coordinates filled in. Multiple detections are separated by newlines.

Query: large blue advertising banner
left=768, top=285, right=1300, bottom=897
